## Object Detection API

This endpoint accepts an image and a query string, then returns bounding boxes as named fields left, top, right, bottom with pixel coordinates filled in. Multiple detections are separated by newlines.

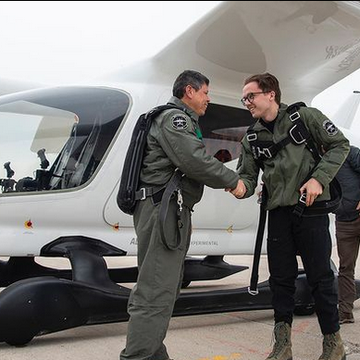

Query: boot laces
left=321, top=334, right=337, bottom=359
left=269, top=323, right=289, bottom=357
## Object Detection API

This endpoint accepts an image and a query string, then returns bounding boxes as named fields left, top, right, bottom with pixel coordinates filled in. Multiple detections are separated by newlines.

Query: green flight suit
left=238, top=103, right=350, bottom=210
left=120, top=96, right=239, bottom=360
left=237, top=103, right=350, bottom=336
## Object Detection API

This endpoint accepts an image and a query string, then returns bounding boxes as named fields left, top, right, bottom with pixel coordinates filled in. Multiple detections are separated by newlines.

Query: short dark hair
left=172, top=70, right=209, bottom=99
left=244, top=72, right=281, bottom=105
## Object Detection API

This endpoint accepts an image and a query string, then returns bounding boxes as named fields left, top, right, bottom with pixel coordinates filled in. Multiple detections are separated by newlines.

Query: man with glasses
left=241, top=91, right=268, bottom=105
left=234, top=73, right=349, bottom=360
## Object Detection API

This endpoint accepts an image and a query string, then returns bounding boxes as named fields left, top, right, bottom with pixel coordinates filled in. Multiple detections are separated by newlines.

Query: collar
left=252, top=103, right=288, bottom=131
left=167, top=96, right=199, bottom=121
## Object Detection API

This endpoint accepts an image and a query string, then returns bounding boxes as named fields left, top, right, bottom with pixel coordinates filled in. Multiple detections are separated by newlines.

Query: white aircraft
left=0, top=1, right=360, bottom=346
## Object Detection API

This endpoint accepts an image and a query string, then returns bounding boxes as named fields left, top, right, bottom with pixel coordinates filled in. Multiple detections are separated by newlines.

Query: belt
left=134, top=186, right=164, bottom=201
left=135, top=170, right=184, bottom=251
left=293, top=178, right=342, bottom=217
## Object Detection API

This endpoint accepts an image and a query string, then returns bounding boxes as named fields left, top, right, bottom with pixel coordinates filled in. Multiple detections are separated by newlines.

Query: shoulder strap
left=246, top=102, right=321, bottom=165
left=286, top=102, right=322, bottom=163
left=144, top=104, right=181, bottom=125
left=286, top=101, right=306, bottom=115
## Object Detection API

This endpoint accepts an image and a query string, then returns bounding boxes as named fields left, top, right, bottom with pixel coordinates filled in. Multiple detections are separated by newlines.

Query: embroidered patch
left=322, top=119, right=338, bottom=136
left=171, top=115, right=188, bottom=130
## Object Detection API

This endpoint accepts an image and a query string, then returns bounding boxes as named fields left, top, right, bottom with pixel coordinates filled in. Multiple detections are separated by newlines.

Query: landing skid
left=0, top=271, right=325, bottom=347
left=0, top=255, right=246, bottom=287
left=0, top=236, right=358, bottom=346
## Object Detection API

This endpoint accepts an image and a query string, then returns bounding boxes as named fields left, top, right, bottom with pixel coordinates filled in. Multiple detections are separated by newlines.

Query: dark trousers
left=267, top=206, right=339, bottom=335
left=335, top=216, right=360, bottom=315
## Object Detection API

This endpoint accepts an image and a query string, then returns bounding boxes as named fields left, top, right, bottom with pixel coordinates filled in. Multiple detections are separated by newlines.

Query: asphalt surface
left=0, top=252, right=359, bottom=360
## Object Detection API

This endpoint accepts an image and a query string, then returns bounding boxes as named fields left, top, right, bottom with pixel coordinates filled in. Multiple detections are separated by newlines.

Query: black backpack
left=117, top=104, right=180, bottom=215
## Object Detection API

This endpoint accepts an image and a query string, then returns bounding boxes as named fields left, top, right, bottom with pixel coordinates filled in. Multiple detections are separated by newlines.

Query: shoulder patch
left=322, top=119, right=338, bottom=136
left=171, top=114, right=188, bottom=130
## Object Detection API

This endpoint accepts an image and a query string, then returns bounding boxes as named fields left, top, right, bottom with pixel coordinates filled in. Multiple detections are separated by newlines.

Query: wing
left=112, top=1, right=360, bottom=105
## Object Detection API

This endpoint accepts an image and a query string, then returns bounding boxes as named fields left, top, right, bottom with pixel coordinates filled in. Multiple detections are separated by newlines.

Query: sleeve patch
left=322, top=119, right=338, bottom=136
left=171, top=115, right=188, bottom=130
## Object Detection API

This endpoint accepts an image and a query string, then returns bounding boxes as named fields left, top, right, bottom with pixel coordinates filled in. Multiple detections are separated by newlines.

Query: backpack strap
left=131, top=104, right=184, bottom=203
left=117, top=104, right=182, bottom=215
left=135, top=105, right=188, bottom=251
left=286, top=103, right=324, bottom=217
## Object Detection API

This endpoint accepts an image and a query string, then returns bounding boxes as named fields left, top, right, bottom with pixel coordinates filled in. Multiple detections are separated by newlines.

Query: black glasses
left=241, top=92, right=267, bottom=106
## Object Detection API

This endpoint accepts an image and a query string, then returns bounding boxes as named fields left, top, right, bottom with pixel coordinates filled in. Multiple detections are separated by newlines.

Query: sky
left=0, top=1, right=220, bottom=85
left=1, top=1, right=360, bottom=120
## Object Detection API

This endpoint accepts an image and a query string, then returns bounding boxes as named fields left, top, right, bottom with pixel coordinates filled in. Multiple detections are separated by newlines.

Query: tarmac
left=0, top=251, right=359, bottom=360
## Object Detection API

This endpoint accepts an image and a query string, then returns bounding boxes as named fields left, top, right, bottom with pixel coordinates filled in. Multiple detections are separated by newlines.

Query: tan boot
left=339, top=311, right=354, bottom=325
left=266, top=322, right=292, bottom=360
left=318, top=331, right=346, bottom=360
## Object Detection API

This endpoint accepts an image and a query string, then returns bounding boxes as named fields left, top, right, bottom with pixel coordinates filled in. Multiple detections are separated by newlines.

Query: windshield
left=0, top=86, right=130, bottom=194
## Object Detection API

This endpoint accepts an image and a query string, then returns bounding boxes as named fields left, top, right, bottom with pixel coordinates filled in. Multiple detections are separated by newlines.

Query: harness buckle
left=177, top=189, right=183, bottom=212
left=289, top=111, right=300, bottom=122
left=247, top=133, right=257, bottom=142
left=299, top=192, right=307, bottom=204
left=257, top=147, right=272, bottom=159
left=293, top=192, right=307, bottom=217
left=247, top=287, right=259, bottom=296
left=289, top=124, right=307, bottom=144
left=140, top=188, right=147, bottom=200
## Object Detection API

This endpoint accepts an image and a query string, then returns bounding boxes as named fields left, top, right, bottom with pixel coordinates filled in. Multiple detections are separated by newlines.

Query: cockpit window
left=199, top=103, right=255, bottom=163
left=0, top=87, right=130, bottom=194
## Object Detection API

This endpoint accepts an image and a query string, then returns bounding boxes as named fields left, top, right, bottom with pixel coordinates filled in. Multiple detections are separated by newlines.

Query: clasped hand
left=225, top=179, right=247, bottom=199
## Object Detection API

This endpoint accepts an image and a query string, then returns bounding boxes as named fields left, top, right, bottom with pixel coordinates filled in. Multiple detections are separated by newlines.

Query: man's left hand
left=299, top=178, right=323, bottom=207
left=226, top=179, right=247, bottom=199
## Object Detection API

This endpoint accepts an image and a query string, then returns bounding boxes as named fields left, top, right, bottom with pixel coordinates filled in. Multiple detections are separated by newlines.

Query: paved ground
left=0, top=252, right=359, bottom=360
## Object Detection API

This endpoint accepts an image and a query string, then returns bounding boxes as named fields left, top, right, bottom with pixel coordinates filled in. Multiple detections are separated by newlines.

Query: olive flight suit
left=120, top=96, right=239, bottom=360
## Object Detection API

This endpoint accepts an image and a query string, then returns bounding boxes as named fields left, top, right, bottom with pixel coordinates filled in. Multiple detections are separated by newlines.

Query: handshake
left=225, top=179, right=247, bottom=199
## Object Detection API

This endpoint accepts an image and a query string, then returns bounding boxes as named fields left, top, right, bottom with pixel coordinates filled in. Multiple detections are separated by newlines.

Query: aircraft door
left=191, top=102, right=259, bottom=231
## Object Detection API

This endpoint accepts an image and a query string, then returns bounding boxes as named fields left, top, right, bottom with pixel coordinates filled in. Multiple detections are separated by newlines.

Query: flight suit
left=120, top=96, right=239, bottom=360
left=237, top=104, right=349, bottom=335
left=239, top=104, right=349, bottom=210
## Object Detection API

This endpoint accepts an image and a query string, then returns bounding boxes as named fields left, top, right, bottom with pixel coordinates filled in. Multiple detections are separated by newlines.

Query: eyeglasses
left=241, top=92, right=267, bottom=106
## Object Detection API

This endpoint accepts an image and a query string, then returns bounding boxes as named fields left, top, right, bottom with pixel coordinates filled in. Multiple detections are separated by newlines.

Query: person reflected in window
left=214, top=148, right=232, bottom=163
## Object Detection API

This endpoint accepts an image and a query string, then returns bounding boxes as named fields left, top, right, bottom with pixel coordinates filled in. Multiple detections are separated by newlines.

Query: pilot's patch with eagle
left=171, top=114, right=188, bottom=130
left=322, top=119, right=338, bottom=136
